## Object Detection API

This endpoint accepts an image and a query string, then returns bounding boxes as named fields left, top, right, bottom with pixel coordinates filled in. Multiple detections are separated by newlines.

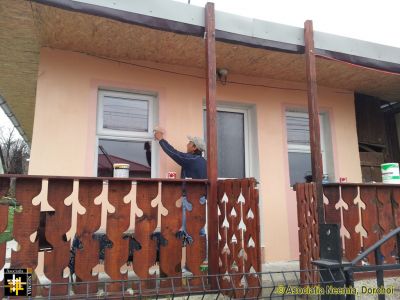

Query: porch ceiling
left=31, top=3, right=400, bottom=100
left=0, top=0, right=40, bottom=142
left=2, top=1, right=400, bottom=143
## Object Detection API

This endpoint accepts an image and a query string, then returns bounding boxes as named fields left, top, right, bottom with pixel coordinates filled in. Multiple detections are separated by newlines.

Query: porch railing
left=217, top=178, right=261, bottom=299
left=0, top=175, right=260, bottom=298
left=296, top=182, right=400, bottom=282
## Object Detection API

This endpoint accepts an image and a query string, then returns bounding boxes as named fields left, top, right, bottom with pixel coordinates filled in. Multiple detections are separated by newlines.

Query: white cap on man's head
left=187, top=136, right=206, bottom=152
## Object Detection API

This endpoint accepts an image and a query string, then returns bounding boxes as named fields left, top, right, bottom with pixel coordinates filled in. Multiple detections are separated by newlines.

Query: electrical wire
left=44, top=47, right=354, bottom=95
left=316, top=53, right=400, bottom=77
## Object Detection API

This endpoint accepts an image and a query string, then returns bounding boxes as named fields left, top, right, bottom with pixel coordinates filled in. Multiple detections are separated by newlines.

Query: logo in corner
left=4, top=268, right=32, bottom=297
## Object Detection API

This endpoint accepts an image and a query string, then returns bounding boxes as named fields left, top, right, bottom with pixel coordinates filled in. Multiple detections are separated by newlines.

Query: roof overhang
left=30, top=0, right=400, bottom=99
left=33, top=0, right=400, bottom=72
left=2, top=0, right=400, bottom=141
left=0, top=0, right=40, bottom=142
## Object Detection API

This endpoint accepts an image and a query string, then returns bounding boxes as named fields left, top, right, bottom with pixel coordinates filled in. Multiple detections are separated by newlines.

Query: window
left=204, top=106, right=254, bottom=179
left=96, top=90, right=157, bottom=178
left=217, top=110, right=246, bottom=178
left=286, top=110, right=334, bottom=186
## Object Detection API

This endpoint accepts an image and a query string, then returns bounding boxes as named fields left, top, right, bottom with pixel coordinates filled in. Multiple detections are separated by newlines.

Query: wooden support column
left=205, top=2, right=218, bottom=278
left=304, top=20, right=325, bottom=224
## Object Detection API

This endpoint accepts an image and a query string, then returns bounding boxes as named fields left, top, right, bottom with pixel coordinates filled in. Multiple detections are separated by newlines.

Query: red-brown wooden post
left=304, top=20, right=325, bottom=224
left=205, top=2, right=218, bottom=279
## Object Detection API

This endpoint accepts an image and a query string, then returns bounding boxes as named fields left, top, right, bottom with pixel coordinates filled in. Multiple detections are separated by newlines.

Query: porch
left=2, top=174, right=397, bottom=299
left=1, top=0, right=400, bottom=298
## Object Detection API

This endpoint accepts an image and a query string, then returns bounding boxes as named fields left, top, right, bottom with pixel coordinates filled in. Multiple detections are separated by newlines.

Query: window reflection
left=97, top=139, right=151, bottom=178
left=203, top=110, right=246, bottom=178
left=103, top=96, right=149, bottom=132
left=288, top=152, right=312, bottom=185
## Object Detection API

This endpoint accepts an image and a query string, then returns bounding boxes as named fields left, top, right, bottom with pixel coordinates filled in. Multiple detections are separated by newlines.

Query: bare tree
left=0, top=128, right=29, bottom=174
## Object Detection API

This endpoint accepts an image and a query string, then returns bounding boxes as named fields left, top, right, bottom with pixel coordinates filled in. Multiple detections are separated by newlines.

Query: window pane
left=218, top=111, right=245, bottom=178
left=288, top=152, right=312, bottom=186
left=286, top=113, right=310, bottom=146
left=203, top=110, right=246, bottom=178
left=98, top=139, right=151, bottom=178
left=103, top=95, right=149, bottom=132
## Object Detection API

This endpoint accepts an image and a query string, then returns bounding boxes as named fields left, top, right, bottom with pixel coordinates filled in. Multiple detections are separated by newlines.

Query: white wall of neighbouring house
left=29, top=48, right=362, bottom=263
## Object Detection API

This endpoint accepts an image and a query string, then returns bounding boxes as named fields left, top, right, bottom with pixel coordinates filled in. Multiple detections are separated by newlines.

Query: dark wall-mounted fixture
left=217, top=68, right=228, bottom=85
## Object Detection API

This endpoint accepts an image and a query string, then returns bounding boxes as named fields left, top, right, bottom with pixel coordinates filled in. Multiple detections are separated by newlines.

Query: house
left=1, top=0, right=400, bottom=265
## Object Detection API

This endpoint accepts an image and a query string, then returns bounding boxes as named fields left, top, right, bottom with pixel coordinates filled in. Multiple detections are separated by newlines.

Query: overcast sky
left=176, top=0, right=400, bottom=48
left=0, top=109, right=20, bottom=139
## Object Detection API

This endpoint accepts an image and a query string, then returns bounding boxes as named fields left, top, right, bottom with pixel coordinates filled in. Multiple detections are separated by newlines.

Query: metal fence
left=1, top=269, right=349, bottom=299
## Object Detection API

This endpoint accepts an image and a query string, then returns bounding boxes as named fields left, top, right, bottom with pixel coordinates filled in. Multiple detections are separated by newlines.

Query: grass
left=0, top=205, right=20, bottom=243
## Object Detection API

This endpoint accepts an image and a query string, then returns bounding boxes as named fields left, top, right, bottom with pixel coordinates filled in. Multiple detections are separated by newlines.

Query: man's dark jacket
left=159, top=139, right=207, bottom=179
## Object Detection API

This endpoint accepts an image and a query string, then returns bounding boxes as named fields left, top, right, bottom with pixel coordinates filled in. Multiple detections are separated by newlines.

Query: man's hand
left=153, top=127, right=165, bottom=141
left=154, top=131, right=163, bottom=141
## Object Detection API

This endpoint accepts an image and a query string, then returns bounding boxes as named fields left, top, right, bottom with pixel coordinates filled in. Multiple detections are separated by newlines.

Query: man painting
left=153, top=128, right=207, bottom=245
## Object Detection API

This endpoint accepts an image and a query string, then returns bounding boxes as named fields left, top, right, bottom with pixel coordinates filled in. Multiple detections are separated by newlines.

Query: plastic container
left=113, top=163, right=129, bottom=178
left=381, top=163, right=400, bottom=184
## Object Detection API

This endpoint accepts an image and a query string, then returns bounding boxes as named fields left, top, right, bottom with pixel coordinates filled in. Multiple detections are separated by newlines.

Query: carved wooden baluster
left=132, top=181, right=158, bottom=288
left=218, top=180, right=231, bottom=293
left=360, top=186, right=379, bottom=264
left=10, top=178, right=42, bottom=267
left=242, top=179, right=261, bottom=298
left=74, top=179, right=103, bottom=294
left=104, top=180, right=131, bottom=293
left=0, top=178, right=11, bottom=299
left=304, top=183, right=319, bottom=283
left=308, top=183, right=319, bottom=264
left=217, top=180, right=226, bottom=274
left=393, top=188, right=400, bottom=226
left=43, top=179, right=73, bottom=296
left=296, top=182, right=319, bottom=284
left=0, top=177, right=11, bottom=286
left=230, top=180, right=244, bottom=298
left=185, top=182, right=206, bottom=286
left=304, top=182, right=313, bottom=284
left=296, top=183, right=308, bottom=283
left=9, top=178, right=42, bottom=297
left=323, top=185, right=341, bottom=224
left=377, top=187, right=396, bottom=263
left=341, top=185, right=360, bottom=262
left=223, top=180, right=234, bottom=276
left=159, top=181, right=182, bottom=287
left=304, top=183, right=313, bottom=266
left=392, top=188, right=400, bottom=261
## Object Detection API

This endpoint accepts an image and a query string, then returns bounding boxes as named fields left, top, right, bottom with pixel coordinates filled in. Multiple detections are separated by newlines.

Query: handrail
left=323, top=182, right=400, bottom=187
left=351, top=226, right=400, bottom=266
left=0, top=173, right=208, bottom=183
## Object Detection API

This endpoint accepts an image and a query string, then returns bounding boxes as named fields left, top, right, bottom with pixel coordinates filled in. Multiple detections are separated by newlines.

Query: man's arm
left=158, top=139, right=189, bottom=167
left=154, top=128, right=195, bottom=167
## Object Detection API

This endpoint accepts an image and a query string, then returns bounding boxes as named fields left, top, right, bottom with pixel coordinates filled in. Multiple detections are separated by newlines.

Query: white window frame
left=97, top=90, right=154, bottom=139
left=95, top=89, right=158, bottom=177
left=286, top=110, right=332, bottom=184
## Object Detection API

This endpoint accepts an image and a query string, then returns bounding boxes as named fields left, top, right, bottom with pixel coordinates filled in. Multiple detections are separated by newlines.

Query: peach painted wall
left=29, top=48, right=362, bottom=262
